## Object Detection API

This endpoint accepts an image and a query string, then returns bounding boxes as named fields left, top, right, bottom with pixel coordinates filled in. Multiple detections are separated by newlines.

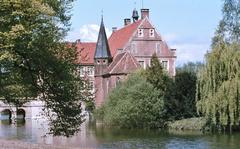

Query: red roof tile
left=76, top=20, right=142, bottom=65
left=107, top=51, right=141, bottom=74
left=76, top=42, right=96, bottom=65
left=108, top=19, right=142, bottom=57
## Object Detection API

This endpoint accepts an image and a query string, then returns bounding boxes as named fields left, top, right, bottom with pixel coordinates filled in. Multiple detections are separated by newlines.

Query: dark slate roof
left=94, top=18, right=112, bottom=59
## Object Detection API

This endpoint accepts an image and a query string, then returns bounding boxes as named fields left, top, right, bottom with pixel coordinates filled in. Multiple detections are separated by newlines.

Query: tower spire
left=101, top=9, right=103, bottom=21
left=94, top=18, right=112, bottom=60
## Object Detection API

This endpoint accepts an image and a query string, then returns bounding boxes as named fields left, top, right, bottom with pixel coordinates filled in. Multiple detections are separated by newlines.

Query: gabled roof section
left=108, top=19, right=142, bottom=56
left=107, top=51, right=141, bottom=74
left=94, top=18, right=112, bottom=59
left=76, top=42, right=96, bottom=65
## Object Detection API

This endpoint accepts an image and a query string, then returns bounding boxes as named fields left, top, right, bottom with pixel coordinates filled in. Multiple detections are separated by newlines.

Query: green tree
left=0, top=0, right=86, bottom=137
left=212, top=0, right=240, bottom=46
left=196, top=43, right=240, bottom=131
left=173, top=62, right=203, bottom=119
left=101, top=71, right=166, bottom=129
left=196, top=0, right=240, bottom=132
left=145, top=53, right=171, bottom=93
left=144, top=53, right=176, bottom=121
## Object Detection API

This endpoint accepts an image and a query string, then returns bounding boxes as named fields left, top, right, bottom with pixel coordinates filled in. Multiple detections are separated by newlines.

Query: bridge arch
left=17, top=109, right=26, bottom=119
left=1, top=109, right=12, bottom=120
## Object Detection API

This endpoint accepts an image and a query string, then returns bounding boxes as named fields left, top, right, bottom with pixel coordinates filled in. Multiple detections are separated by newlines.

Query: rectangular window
left=80, top=66, right=84, bottom=76
left=156, top=43, right=161, bottom=54
left=161, top=61, right=168, bottom=70
left=86, top=66, right=94, bottom=76
left=138, top=61, right=145, bottom=68
left=138, top=29, right=144, bottom=37
left=149, top=29, right=155, bottom=37
left=89, top=81, right=94, bottom=90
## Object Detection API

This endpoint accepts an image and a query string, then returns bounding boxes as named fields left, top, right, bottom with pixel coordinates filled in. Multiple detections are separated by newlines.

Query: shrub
left=100, top=72, right=166, bottom=129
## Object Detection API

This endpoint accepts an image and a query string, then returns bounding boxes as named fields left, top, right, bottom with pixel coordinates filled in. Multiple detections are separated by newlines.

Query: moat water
left=1, top=119, right=240, bottom=149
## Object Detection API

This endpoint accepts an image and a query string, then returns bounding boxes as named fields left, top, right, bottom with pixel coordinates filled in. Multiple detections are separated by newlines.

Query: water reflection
left=0, top=119, right=240, bottom=149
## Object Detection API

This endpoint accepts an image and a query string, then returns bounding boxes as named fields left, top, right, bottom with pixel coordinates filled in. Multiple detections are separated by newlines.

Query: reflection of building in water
left=0, top=118, right=99, bottom=148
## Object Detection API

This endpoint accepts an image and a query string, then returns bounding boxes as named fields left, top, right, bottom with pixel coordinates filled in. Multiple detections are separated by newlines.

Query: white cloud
left=66, top=24, right=112, bottom=42
left=162, top=33, right=178, bottom=42
left=163, top=32, right=211, bottom=66
left=172, top=43, right=210, bottom=66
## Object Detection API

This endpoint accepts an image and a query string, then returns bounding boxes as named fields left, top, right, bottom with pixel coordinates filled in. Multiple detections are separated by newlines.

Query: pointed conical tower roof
left=94, top=18, right=112, bottom=60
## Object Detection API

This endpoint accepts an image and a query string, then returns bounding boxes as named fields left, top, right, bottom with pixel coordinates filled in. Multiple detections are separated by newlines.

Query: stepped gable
left=108, top=19, right=142, bottom=57
left=106, top=51, right=141, bottom=74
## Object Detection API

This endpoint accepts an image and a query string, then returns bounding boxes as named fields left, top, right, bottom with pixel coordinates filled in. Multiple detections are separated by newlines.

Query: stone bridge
left=0, top=101, right=44, bottom=120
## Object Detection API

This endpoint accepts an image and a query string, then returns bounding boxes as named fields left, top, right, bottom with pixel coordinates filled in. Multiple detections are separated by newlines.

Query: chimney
left=141, top=9, right=149, bottom=19
left=171, top=49, right=176, bottom=56
left=124, top=18, right=131, bottom=26
left=112, top=27, right=117, bottom=33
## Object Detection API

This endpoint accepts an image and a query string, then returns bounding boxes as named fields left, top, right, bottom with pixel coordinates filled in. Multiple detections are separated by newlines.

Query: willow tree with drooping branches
left=196, top=0, right=240, bottom=132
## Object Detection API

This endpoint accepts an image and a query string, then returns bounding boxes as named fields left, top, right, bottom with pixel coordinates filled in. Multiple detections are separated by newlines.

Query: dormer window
left=138, top=29, right=143, bottom=37
left=149, top=29, right=154, bottom=37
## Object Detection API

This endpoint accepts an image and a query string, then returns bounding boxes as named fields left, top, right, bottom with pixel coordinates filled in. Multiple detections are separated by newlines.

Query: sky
left=66, top=0, right=223, bottom=66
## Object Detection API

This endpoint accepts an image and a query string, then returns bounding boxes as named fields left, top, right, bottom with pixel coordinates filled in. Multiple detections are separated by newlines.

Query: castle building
left=76, top=9, right=176, bottom=106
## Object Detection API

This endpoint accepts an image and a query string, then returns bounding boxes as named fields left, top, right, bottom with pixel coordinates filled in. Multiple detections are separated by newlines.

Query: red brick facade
left=76, top=9, right=176, bottom=106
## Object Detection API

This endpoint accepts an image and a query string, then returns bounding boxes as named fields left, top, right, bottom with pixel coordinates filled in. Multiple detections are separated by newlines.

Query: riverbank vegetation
left=168, top=117, right=207, bottom=131
left=96, top=0, right=240, bottom=133
left=96, top=54, right=201, bottom=129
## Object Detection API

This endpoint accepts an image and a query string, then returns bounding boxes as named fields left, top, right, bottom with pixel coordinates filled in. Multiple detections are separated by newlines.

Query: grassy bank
left=168, top=117, right=207, bottom=131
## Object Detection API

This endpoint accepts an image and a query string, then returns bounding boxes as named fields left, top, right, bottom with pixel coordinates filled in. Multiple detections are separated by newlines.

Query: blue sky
left=66, top=0, right=223, bottom=66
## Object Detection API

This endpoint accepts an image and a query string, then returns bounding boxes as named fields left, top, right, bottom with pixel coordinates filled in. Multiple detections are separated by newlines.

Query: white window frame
left=89, top=80, right=94, bottom=91
left=149, top=29, right=155, bottom=37
left=79, top=66, right=84, bottom=77
left=86, top=66, right=94, bottom=76
left=161, top=60, right=169, bottom=71
left=79, top=66, right=94, bottom=77
left=138, top=29, right=144, bottom=37
left=138, top=61, right=145, bottom=69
